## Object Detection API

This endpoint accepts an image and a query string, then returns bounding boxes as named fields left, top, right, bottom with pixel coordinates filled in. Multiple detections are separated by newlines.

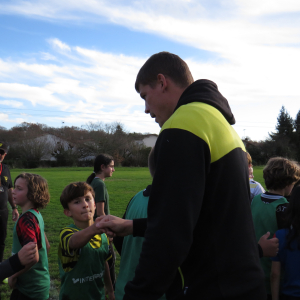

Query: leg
left=0, top=208, right=8, bottom=262
left=10, top=289, right=34, bottom=300
left=108, top=243, right=116, bottom=290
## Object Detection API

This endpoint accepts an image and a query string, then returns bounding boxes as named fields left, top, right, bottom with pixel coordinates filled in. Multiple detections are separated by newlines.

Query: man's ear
left=100, top=164, right=105, bottom=171
left=64, top=209, right=72, bottom=217
left=157, top=74, right=168, bottom=91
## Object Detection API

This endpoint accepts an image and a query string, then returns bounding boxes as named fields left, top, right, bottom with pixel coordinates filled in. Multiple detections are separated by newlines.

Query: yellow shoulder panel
left=161, top=102, right=245, bottom=163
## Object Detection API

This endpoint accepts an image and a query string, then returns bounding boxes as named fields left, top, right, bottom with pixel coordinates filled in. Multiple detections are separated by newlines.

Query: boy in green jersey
left=251, top=157, right=300, bottom=299
left=58, top=182, right=114, bottom=300
left=9, top=173, right=50, bottom=300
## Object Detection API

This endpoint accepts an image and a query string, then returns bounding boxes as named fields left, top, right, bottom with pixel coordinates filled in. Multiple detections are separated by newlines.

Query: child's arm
left=270, top=261, right=281, bottom=300
left=104, top=261, right=115, bottom=300
left=8, top=243, right=39, bottom=289
left=68, top=224, right=104, bottom=250
left=44, top=232, right=50, bottom=254
left=96, top=202, right=105, bottom=217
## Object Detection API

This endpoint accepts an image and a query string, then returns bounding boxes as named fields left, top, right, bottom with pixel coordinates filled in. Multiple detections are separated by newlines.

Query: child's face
left=102, top=160, right=115, bottom=178
left=13, top=178, right=28, bottom=207
left=64, top=191, right=96, bottom=222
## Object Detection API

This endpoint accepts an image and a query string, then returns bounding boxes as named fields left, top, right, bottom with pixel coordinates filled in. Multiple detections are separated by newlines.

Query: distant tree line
left=2, top=106, right=299, bottom=168
left=245, top=106, right=300, bottom=165
left=0, top=122, right=152, bottom=168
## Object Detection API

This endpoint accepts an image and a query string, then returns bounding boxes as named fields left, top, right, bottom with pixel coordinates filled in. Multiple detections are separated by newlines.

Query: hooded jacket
left=124, top=80, right=265, bottom=300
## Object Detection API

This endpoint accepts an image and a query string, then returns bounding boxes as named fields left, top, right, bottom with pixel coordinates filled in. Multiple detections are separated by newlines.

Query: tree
left=268, top=106, right=296, bottom=159
left=271, top=106, right=294, bottom=139
left=9, top=136, right=54, bottom=168
left=294, top=110, right=300, bottom=160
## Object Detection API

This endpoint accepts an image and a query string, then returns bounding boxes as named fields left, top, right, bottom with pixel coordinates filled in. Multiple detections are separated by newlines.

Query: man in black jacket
left=98, top=52, right=266, bottom=300
left=0, top=142, right=19, bottom=264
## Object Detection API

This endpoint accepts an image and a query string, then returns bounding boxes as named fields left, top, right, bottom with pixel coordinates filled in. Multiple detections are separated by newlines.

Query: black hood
left=174, top=79, right=236, bottom=125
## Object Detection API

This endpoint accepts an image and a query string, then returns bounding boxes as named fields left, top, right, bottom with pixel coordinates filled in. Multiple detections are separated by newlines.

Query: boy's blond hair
left=246, top=152, right=252, bottom=166
left=14, top=173, right=50, bottom=209
left=60, top=182, right=95, bottom=209
left=263, top=157, right=300, bottom=190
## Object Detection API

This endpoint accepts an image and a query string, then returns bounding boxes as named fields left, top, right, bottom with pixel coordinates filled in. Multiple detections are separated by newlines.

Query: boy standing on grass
left=58, top=182, right=114, bottom=300
left=9, top=173, right=50, bottom=300
left=251, top=157, right=300, bottom=299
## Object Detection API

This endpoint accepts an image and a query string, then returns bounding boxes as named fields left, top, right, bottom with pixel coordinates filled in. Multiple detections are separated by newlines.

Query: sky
left=1, top=0, right=300, bottom=141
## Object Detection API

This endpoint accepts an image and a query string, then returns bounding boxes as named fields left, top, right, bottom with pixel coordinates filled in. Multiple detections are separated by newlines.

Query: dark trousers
left=267, top=293, right=300, bottom=300
left=10, top=289, right=49, bottom=300
left=0, top=208, right=8, bottom=262
left=281, top=295, right=300, bottom=300
left=10, top=289, right=33, bottom=300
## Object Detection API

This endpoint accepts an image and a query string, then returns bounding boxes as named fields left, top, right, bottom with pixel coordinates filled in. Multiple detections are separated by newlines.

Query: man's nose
left=145, top=102, right=150, bottom=114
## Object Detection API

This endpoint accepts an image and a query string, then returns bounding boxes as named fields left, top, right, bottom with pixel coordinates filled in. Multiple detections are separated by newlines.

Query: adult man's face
left=139, top=83, right=173, bottom=128
left=0, top=150, right=6, bottom=164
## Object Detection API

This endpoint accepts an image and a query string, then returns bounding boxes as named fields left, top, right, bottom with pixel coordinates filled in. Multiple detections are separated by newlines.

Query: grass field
left=0, top=167, right=153, bottom=299
left=0, top=166, right=266, bottom=299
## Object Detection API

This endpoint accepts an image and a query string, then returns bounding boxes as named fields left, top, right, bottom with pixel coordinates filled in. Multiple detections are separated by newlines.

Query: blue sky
left=1, top=0, right=300, bottom=141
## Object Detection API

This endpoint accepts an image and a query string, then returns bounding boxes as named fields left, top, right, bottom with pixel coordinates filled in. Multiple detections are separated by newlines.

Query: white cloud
left=40, top=52, right=57, bottom=61
left=235, top=0, right=300, bottom=16
left=0, top=100, right=23, bottom=108
left=48, top=38, right=71, bottom=52
left=0, top=83, right=65, bottom=106
left=1, top=1, right=300, bottom=140
left=0, top=112, right=25, bottom=124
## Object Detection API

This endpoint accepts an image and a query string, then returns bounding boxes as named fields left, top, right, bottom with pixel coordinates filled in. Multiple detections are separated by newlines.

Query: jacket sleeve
left=124, top=128, right=210, bottom=300
left=0, top=253, right=24, bottom=281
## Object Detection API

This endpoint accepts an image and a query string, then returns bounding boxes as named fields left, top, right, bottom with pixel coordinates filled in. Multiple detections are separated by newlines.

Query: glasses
left=0, top=150, right=6, bottom=155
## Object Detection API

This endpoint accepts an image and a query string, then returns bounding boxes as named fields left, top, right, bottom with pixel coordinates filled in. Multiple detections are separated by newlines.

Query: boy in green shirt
left=9, top=173, right=50, bottom=300
left=58, top=182, right=114, bottom=300
left=251, top=157, right=300, bottom=298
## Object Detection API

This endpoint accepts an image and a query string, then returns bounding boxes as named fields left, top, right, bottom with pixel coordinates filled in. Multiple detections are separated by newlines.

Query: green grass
left=0, top=166, right=266, bottom=299
left=1, top=167, right=152, bottom=299
left=252, top=166, right=266, bottom=189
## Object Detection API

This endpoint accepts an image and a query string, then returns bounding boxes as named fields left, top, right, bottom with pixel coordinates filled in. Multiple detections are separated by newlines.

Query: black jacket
left=124, top=80, right=265, bottom=300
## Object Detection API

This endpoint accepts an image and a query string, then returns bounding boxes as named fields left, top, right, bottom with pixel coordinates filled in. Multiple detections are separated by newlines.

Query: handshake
left=95, top=215, right=134, bottom=237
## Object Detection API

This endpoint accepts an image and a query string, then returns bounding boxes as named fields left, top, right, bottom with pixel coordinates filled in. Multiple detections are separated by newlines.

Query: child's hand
left=8, top=276, right=16, bottom=289
left=18, top=242, right=37, bottom=266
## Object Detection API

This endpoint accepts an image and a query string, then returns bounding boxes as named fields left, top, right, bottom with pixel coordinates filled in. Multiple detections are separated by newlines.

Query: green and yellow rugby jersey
left=58, top=224, right=111, bottom=273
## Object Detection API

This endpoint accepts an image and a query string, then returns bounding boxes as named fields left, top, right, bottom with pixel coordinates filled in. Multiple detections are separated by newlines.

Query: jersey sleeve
left=16, top=211, right=42, bottom=249
left=58, top=227, right=81, bottom=273
left=59, top=227, right=79, bottom=257
left=93, top=181, right=106, bottom=203
left=250, top=181, right=265, bottom=201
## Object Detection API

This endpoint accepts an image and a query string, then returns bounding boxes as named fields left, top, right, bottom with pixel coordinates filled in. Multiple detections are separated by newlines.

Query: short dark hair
left=263, top=157, right=300, bottom=190
left=14, top=173, right=50, bottom=209
left=60, top=182, right=95, bottom=209
left=135, top=52, right=194, bottom=92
